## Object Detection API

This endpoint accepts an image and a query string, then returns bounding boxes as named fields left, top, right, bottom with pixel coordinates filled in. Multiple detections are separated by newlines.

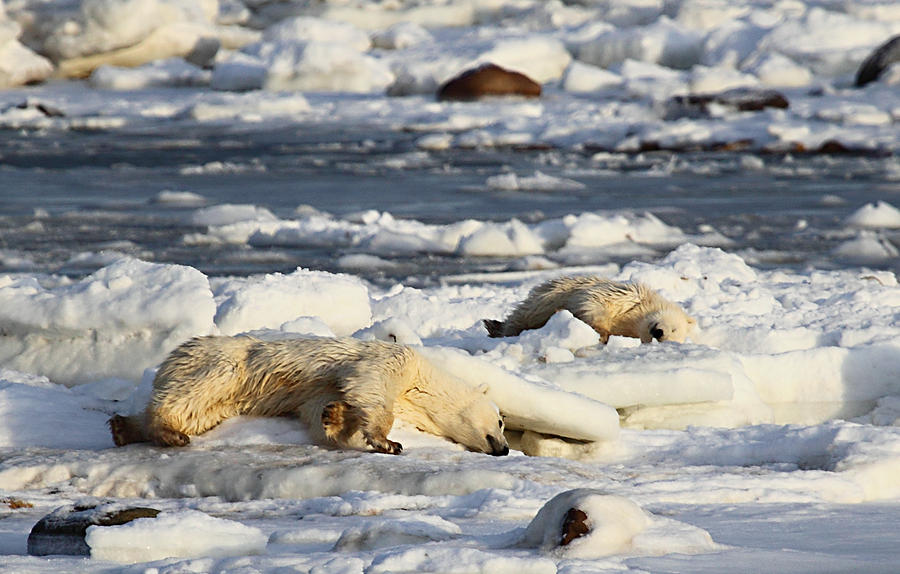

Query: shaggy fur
left=109, top=336, right=508, bottom=456
left=484, top=276, right=695, bottom=343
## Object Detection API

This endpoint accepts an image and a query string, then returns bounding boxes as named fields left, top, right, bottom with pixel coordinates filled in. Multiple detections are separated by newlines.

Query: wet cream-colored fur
left=484, top=276, right=695, bottom=343
left=109, top=336, right=509, bottom=456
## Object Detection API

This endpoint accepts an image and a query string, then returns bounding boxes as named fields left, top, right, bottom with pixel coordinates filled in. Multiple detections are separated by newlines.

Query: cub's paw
left=108, top=415, right=130, bottom=447
left=152, top=426, right=190, bottom=447
left=366, top=436, right=403, bottom=455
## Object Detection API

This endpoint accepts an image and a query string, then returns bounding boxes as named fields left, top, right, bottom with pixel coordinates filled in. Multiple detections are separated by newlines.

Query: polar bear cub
left=484, top=276, right=695, bottom=343
left=109, top=336, right=509, bottom=456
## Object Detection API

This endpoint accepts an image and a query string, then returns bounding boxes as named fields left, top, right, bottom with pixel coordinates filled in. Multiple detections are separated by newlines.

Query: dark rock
left=559, top=507, right=590, bottom=546
left=27, top=502, right=159, bottom=556
left=437, top=63, right=541, bottom=102
left=665, top=88, right=789, bottom=120
left=855, top=35, right=900, bottom=87
left=5, top=100, right=65, bottom=118
left=185, top=37, right=221, bottom=69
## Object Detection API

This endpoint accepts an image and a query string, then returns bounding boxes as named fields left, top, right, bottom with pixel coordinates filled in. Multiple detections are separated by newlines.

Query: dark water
left=1, top=123, right=898, bottom=283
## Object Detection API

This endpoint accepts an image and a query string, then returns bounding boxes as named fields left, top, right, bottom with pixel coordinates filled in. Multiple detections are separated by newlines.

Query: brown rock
left=437, top=63, right=541, bottom=102
left=560, top=507, right=590, bottom=546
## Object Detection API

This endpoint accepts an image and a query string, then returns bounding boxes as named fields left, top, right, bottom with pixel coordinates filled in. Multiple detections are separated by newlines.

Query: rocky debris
left=664, top=87, right=789, bottom=120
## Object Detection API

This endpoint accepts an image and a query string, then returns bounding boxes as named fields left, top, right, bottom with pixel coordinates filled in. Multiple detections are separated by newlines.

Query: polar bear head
left=638, top=306, right=696, bottom=343
left=401, top=381, right=509, bottom=456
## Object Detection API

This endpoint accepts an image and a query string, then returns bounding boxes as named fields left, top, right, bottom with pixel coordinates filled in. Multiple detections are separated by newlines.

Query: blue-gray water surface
left=1, top=123, right=898, bottom=284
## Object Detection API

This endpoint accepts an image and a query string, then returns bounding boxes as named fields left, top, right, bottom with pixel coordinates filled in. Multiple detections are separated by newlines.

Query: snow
left=1, top=241, right=900, bottom=571
left=0, top=0, right=900, bottom=571
left=1, top=0, right=899, bottom=153
left=85, top=510, right=268, bottom=563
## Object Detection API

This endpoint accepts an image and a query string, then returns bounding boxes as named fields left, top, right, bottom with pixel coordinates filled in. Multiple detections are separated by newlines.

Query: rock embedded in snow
left=664, top=87, right=789, bottom=120
left=437, top=63, right=541, bottom=101
left=515, top=489, right=720, bottom=558
left=855, top=35, right=900, bottom=87
left=517, top=489, right=652, bottom=556
left=27, top=503, right=160, bottom=557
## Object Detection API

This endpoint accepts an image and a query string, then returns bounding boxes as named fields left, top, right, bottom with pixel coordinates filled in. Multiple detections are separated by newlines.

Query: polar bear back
left=149, top=336, right=414, bottom=435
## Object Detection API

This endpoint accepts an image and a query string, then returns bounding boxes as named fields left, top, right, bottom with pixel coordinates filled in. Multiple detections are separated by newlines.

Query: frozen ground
left=1, top=0, right=900, bottom=572
left=1, top=247, right=900, bottom=573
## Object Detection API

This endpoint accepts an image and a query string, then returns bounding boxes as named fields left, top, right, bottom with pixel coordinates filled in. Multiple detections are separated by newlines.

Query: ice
left=516, top=489, right=718, bottom=558
left=150, top=190, right=207, bottom=206
left=212, top=268, right=372, bottom=337
left=561, top=61, right=622, bottom=92
left=845, top=201, right=900, bottom=228
left=484, top=171, right=586, bottom=192
left=0, top=258, right=215, bottom=385
left=89, top=57, right=209, bottom=89
left=832, top=231, right=900, bottom=264
left=85, top=510, right=268, bottom=563
left=576, top=18, right=704, bottom=71
left=2, top=0, right=900, bottom=571
left=476, top=36, right=572, bottom=84
left=0, top=31, right=53, bottom=87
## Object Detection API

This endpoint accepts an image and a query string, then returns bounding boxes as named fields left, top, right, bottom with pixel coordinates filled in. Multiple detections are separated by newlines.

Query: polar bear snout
left=650, top=325, right=665, bottom=341
left=487, top=434, right=509, bottom=456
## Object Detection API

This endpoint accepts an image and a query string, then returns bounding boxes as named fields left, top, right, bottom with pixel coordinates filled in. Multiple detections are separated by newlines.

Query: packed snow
left=1, top=0, right=900, bottom=572
left=1, top=242, right=900, bottom=571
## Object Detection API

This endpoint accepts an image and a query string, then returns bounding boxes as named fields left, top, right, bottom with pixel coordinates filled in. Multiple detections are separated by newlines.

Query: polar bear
left=484, top=276, right=695, bottom=343
left=109, top=336, right=509, bottom=456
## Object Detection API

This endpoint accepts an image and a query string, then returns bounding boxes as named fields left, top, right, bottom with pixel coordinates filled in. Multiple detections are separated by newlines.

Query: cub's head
left=414, top=383, right=509, bottom=456
left=639, top=306, right=696, bottom=343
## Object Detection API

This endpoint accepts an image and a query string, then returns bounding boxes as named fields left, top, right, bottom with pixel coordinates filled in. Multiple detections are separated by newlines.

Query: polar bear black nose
left=650, top=327, right=664, bottom=340
left=487, top=434, right=509, bottom=456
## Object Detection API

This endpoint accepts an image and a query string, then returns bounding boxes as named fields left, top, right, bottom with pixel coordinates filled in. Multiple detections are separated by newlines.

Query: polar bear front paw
left=366, top=435, right=403, bottom=455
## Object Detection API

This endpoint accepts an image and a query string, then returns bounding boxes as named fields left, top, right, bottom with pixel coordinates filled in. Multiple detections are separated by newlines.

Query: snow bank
left=86, top=510, right=267, bottom=563
left=212, top=268, right=372, bottom=336
left=213, top=17, right=392, bottom=93
left=0, top=16, right=53, bottom=87
left=191, top=205, right=700, bottom=260
left=517, top=489, right=719, bottom=558
left=0, top=258, right=215, bottom=385
left=845, top=201, right=900, bottom=228
left=0, top=369, right=113, bottom=448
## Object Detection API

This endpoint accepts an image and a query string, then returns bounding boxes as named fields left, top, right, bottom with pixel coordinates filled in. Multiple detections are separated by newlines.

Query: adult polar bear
left=109, top=336, right=509, bottom=456
left=485, top=276, right=695, bottom=343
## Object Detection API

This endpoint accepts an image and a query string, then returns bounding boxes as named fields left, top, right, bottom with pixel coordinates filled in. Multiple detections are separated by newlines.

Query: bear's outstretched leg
left=108, top=414, right=147, bottom=446
left=146, top=417, right=191, bottom=447
left=321, top=401, right=362, bottom=445
left=357, top=406, right=402, bottom=455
